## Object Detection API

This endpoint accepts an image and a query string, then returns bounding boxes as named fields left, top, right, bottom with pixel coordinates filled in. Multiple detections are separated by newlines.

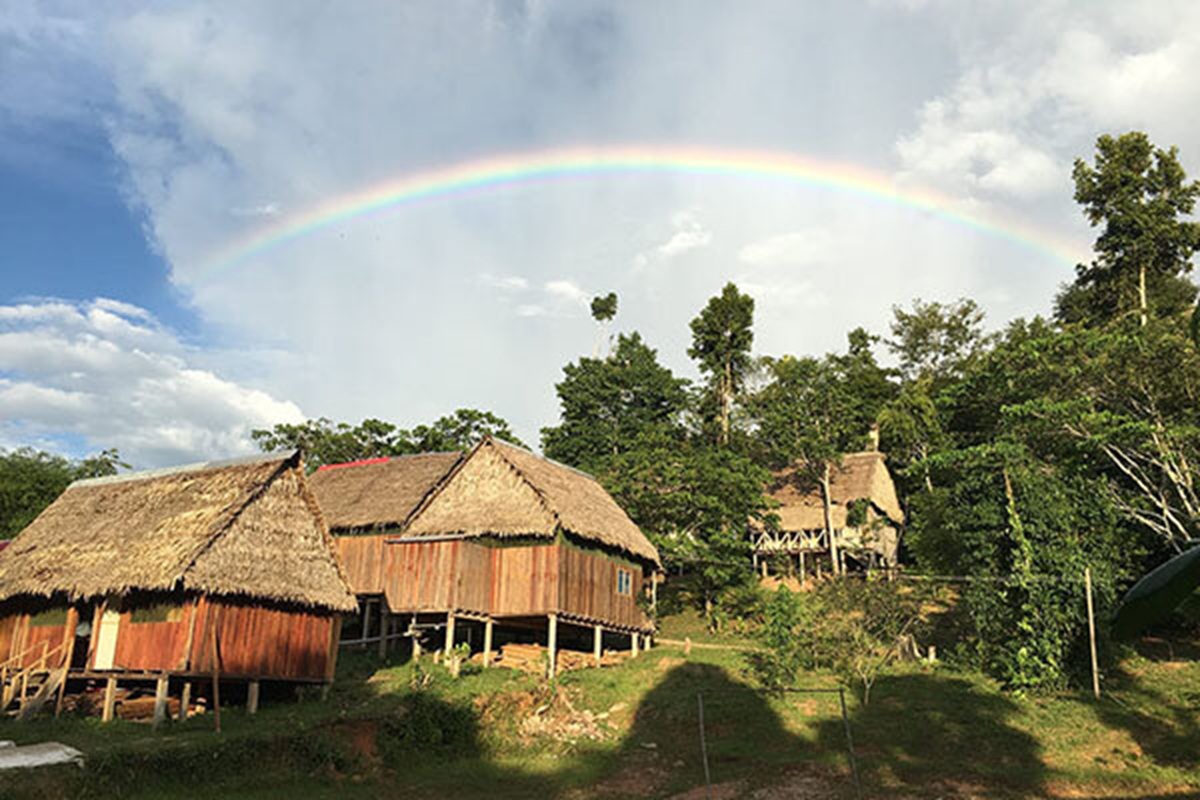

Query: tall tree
left=888, top=297, right=986, bottom=385
left=1064, top=131, right=1200, bottom=328
left=688, top=283, right=755, bottom=447
left=541, top=332, right=689, bottom=473
left=752, top=354, right=866, bottom=575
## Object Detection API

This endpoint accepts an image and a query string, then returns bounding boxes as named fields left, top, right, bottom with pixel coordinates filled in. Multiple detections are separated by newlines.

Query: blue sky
left=2, top=1, right=1199, bottom=467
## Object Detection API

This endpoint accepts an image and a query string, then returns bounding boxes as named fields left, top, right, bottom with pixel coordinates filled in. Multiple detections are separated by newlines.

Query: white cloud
left=738, top=230, right=835, bottom=268
left=544, top=280, right=587, bottom=303
left=0, top=298, right=303, bottom=467
left=480, top=273, right=530, bottom=291
left=656, top=211, right=712, bottom=258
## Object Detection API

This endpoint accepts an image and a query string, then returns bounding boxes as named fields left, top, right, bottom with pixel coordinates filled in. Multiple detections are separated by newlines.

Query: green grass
left=0, top=626, right=1197, bottom=799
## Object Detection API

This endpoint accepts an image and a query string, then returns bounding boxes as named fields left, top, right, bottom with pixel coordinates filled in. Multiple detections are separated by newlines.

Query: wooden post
left=361, top=601, right=373, bottom=650
left=651, top=573, right=658, bottom=616
left=378, top=605, right=390, bottom=658
left=178, top=682, right=191, bottom=722
left=444, top=613, right=456, bottom=658
left=1085, top=567, right=1101, bottom=700
left=593, top=624, right=603, bottom=666
left=153, top=675, right=169, bottom=729
left=55, top=607, right=78, bottom=718
left=483, top=618, right=494, bottom=668
left=547, top=614, right=558, bottom=679
left=799, top=551, right=806, bottom=580
left=209, top=605, right=222, bottom=734
left=631, top=629, right=639, bottom=658
left=101, top=676, right=117, bottom=723
left=412, top=627, right=422, bottom=660
left=760, top=557, right=768, bottom=578
left=247, top=680, right=260, bottom=715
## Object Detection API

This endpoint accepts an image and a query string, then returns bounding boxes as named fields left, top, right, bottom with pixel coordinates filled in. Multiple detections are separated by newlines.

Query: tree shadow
left=1086, top=657, right=1200, bottom=773
left=817, top=672, right=1046, bottom=798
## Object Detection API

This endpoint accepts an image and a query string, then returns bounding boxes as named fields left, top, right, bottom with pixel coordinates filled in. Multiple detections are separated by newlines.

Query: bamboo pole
left=1085, top=567, right=1101, bottom=700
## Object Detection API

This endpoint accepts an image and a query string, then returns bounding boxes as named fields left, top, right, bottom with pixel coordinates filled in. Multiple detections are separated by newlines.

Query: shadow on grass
left=1088, top=656, right=1200, bottom=773
left=818, top=672, right=1045, bottom=798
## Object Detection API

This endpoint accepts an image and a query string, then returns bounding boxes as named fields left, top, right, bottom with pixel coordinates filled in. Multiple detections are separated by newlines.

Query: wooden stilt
left=799, top=551, right=807, bottom=581
left=594, top=624, right=603, bottom=666
left=444, top=613, right=456, bottom=658
left=153, top=675, right=169, bottom=729
left=547, top=613, right=558, bottom=679
left=651, top=573, right=658, bottom=616
left=361, top=601, right=373, bottom=650
left=631, top=629, right=639, bottom=658
left=178, top=682, right=191, bottom=722
left=378, top=605, right=390, bottom=658
left=101, top=676, right=117, bottom=723
left=483, top=618, right=494, bottom=668
left=247, top=680, right=260, bottom=715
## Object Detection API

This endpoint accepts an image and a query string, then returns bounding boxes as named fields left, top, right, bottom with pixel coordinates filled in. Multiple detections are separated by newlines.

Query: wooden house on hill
left=309, top=437, right=661, bottom=674
left=0, top=451, right=356, bottom=722
left=754, top=451, right=904, bottom=576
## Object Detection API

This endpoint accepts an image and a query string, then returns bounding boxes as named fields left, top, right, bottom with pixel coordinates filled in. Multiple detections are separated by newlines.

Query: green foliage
left=910, top=445, right=1124, bottom=691
left=541, top=332, right=689, bottom=473
left=888, top=297, right=987, bottom=384
left=748, top=580, right=928, bottom=704
left=252, top=409, right=524, bottom=469
left=0, top=446, right=126, bottom=539
left=688, top=282, right=755, bottom=446
left=377, top=692, right=482, bottom=763
left=746, top=587, right=813, bottom=690
left=590, top=292, right=618, bottom=323
left=1062, top=131, right=1200, bottom=327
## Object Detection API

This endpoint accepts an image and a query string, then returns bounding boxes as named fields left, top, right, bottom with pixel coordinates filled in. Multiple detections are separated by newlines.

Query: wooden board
left=335, top=535, right=388, bottom=595
left=189, top=597, right=336, bottom=681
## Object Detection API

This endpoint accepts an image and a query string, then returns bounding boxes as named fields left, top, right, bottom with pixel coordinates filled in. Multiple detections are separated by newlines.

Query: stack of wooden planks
left=489, top=643, right=633, bottom=674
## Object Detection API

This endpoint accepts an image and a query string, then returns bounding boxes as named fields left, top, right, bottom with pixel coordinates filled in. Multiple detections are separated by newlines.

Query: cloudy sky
left=3, top=1, right=1199, bottom=467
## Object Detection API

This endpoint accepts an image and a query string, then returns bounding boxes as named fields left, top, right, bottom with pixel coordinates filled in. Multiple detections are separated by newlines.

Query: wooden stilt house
left=0, top=451, right=356, bottom=720
left=309, top=438, right=661, bottom=673
left=754, top=451, right=904, bottom=576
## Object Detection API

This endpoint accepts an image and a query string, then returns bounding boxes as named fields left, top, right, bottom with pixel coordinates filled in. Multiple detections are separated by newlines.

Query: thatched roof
left=308, top=452, right=462, bottom=531
left=0, top=452, right=357, bottom=612
left=404, top=438, right=661, bottom=566
left=768, top=451, right=904, bottom=532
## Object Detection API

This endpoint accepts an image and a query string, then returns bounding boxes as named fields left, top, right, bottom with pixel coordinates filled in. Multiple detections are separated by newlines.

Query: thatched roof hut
left=0, top=451, right=356, bottom=612
left=767, top=451, right=904, bottom=532
left=403, top=438, right=660, bottom=567
left=307, top=452, right=462, bottom=532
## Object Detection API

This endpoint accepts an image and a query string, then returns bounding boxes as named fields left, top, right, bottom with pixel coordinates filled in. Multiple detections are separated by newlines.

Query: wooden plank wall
left=112, top=603, right=194, bottom=672
left=0, top=614, right=21, bottom=662
left=190, top=598, right=335, bottom=681
left=454, top=542, right=492, bottom=613
left=490, top=544, right=558, bottom=616
left=384, top=540, right=461, bottom=611
left=335, top=535, right=387, bottom=595
left=19, top=617, right=72, bottom=668
left=557, top=545, right=647, bottom=628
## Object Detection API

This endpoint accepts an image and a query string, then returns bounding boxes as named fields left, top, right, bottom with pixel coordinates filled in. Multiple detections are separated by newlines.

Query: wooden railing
left=1, top=639, right=68, bottom=711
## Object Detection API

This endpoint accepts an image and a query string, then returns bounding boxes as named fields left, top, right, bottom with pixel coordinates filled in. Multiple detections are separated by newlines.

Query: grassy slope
left=0, top=616, right=1197, bottom=799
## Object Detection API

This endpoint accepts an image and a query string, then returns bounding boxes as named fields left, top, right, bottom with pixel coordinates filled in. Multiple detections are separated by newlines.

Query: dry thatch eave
left=402, top=438, right=662, bottom=567
left=307, top=452, right=462, bottom=532
left=0, top=451, right=357, bottom=612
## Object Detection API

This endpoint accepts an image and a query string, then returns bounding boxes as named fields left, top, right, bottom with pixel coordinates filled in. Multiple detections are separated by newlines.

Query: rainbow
left=201, top=145, right=1087, bottom=276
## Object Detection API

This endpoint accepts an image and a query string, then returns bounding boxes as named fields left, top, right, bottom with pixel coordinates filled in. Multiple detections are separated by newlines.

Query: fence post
left=838, top=688, right=863, bottom=800
left=1085, top=566, right=1101, bottom=699
left=697, top=692, right=711, bottom=800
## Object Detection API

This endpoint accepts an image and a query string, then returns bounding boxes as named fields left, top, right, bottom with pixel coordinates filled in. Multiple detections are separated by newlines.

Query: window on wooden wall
left=28, top=608, right=68, bottom=627
left=129, top=604, right=184, bottom=624
left=616, top=568, right=632, bottom=596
